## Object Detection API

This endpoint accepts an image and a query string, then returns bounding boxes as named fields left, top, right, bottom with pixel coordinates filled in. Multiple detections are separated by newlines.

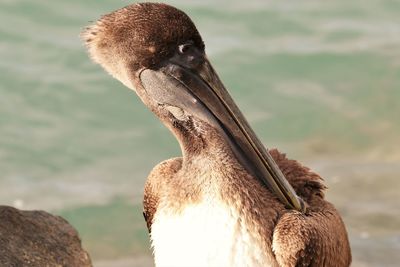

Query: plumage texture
left=144, top=143, right=351, bottom=266
left=82, top=3, right=203, bottom=80
left=81, top=3, right=352, bottom=266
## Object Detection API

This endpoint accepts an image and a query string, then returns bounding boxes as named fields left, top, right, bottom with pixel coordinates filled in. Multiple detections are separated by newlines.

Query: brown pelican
left=82, top=3, right=351, bottom=267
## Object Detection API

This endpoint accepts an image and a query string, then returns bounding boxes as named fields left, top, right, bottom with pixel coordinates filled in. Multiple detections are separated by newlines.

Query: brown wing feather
left=269, top=149, right=326, bottom=202
left=143, top=157, right=182, bottom=233
left=272, top=203, right=351, bottom=267
left=143, top=183, right=158, bottom=233
left=270, top=149, right=351, bottom=267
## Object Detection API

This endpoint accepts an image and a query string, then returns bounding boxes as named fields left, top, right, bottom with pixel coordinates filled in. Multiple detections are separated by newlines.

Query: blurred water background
left=1, top=0, right=399, bottom=266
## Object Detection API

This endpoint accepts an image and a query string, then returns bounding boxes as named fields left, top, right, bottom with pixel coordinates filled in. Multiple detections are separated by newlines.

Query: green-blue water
left=1, top=0, right=399, bottom=266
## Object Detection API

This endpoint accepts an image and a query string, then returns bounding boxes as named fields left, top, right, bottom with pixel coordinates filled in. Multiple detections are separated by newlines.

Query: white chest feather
left=150, top=199, right=273, bottom=267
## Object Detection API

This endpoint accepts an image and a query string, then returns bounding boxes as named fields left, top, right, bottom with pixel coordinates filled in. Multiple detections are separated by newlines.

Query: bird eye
left=178, top=41, right=193, bottom=54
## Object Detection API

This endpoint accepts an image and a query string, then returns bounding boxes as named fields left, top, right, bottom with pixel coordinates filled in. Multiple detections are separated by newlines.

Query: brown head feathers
left=82, top=3, right=204, bottom=74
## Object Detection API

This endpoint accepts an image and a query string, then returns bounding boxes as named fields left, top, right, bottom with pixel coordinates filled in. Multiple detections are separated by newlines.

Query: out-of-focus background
left=1, top=0, right=399, bottom=266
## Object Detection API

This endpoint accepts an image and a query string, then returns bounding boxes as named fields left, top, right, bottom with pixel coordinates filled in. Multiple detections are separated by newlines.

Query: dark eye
left=178, top=41, right=193, bottom=54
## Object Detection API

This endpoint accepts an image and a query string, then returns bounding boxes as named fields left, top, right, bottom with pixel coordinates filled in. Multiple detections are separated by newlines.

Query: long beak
left=139, top=58, right=306, bottom=212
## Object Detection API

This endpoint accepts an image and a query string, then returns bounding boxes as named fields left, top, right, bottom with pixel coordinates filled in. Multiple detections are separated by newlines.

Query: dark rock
left=0, top=206, right=92, bottom=267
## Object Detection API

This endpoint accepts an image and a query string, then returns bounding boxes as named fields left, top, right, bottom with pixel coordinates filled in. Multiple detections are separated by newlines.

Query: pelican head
left=82, top=2, right=305, bottom=212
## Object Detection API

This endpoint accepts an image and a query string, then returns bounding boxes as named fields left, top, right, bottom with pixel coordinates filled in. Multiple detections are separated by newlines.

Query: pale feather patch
left=150, top=198, right=273, bottom=267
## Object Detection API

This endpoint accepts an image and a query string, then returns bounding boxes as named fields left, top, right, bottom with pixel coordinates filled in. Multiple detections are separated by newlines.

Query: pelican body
left=82, top=3, right=351, bottom=267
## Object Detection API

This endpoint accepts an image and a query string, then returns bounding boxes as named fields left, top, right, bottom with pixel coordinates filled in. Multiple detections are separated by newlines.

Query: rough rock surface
left=0, top=205, right=92, bottom=267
